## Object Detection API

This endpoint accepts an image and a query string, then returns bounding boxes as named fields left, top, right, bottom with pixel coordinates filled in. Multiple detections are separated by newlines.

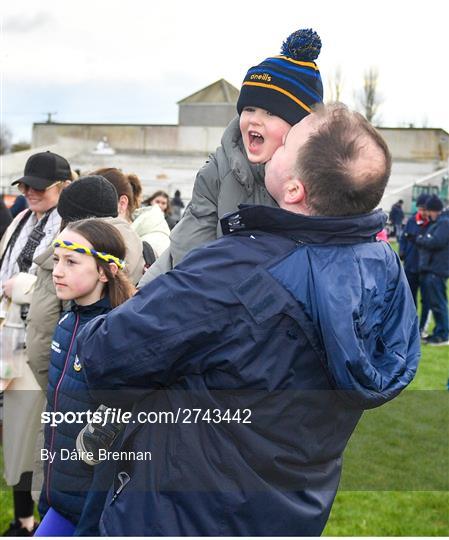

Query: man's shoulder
left=271, top=240, right=399, bottom=292
left=172, top=230, right=296, bottom=290
left=188, top=229, right=294, bottom=262
left=427, top=216, right=449, bottom=235
left=437, top=214, right=449, bottom=227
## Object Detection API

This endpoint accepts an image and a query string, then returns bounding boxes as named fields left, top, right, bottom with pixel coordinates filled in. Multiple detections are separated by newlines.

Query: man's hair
left=296, top=103, right=392, bottom=216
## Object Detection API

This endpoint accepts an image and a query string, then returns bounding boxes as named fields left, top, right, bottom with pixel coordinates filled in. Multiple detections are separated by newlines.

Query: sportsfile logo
left=41, top=407, right=252, bottom=427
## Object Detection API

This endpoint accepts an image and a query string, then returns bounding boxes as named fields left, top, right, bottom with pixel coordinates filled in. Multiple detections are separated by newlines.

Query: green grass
left=325, top=491, right=448, bottom=536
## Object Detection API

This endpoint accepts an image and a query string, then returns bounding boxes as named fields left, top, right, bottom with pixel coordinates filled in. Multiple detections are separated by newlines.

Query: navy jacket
left=77, top=206, right=420, bottom=536
left=399, top=212, right=429, bottom=273
left=40, top=297, right=112, bottom=528
left=416, top=213, right=449, bottom=278
left=389, top=202, right=404, bottom=225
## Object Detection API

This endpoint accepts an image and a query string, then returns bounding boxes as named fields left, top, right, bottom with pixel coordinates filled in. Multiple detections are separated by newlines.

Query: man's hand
left=403, top=232, right=416, bottom=243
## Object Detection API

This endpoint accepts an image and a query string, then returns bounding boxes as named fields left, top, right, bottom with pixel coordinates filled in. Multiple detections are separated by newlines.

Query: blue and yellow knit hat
left=236, top=28, right=323, bottom=126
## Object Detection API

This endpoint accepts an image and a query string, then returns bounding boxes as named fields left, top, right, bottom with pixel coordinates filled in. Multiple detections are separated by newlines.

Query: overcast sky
left=2, top=0, right=448, bottom=142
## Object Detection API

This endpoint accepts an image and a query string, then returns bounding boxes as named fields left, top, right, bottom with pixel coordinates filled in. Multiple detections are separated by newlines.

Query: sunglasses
left=17, top=181, right=64, bottom=195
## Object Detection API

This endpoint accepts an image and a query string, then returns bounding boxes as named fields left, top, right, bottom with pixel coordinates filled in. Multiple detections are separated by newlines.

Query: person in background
left=143, top=190, right=177, bottom=230
left=9, top=194, right=28, bottom=218
left=0, top=195, right=12, bottom=240
left=90, top=168, right=170, bottom=264
left=170, top=189, right=185, bottom=223
left=139, top=27, right=324, bottom=286
left=91, top=169, right=171, bottom=264
left=92, top=167, right=142, bottom=223
left=0, top=151, right=72, bottom=537
left=131, top=203, right=171, bottom=262
left=399, top=193, right=431, bottom=336
left=416, top=194, right=449, bottom=346
left=389, top=199, right=405, bottom=240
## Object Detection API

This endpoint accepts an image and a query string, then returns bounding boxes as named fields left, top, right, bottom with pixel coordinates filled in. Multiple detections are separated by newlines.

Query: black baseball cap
left=12, top=151, right=72, bottom=190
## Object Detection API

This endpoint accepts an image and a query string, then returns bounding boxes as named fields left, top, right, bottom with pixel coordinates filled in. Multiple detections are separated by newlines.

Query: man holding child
left=77, top=102, right=419, bottom=536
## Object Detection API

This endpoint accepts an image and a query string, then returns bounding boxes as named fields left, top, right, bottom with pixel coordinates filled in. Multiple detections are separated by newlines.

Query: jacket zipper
left=109, top=471, right=131, bottom=505
left=46, top=313, right=80, bottom=507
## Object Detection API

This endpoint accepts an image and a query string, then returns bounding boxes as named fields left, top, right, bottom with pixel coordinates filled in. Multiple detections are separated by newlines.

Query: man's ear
left=284, top=178, right=306, bottom=205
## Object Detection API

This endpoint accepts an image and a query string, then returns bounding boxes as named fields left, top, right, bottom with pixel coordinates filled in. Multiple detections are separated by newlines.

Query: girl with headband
left=36, top=219, right=134, bottom=536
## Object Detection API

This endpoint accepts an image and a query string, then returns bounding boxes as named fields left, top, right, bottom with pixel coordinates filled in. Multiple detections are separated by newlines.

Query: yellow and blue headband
left=52, top=239, right=126, bottom=270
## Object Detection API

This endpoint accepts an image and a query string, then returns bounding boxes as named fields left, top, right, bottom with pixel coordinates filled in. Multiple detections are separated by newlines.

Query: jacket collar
left=71, top=295, right=111, bottom=315
left=221, top=205, right=387, bottom=245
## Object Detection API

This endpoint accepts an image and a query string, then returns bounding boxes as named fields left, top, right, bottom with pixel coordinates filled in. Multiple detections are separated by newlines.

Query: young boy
left=141, top=27, right=324, bottom=284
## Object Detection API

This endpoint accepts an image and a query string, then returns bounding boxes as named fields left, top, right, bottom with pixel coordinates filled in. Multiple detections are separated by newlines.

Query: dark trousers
left=13, top=472, right=34, bottom=520
left=393, top=224, right=403, bottom=241
left=406, top=271, right=430, bottom=331
left=422, top=273, right=449, bottom=340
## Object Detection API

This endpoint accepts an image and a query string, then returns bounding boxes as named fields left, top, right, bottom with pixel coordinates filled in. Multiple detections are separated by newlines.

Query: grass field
left=1, top=242, right=448, bottom=535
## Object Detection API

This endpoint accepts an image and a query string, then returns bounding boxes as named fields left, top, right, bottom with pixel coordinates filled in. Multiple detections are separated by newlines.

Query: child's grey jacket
left=140, top=116, right=277, bottom=285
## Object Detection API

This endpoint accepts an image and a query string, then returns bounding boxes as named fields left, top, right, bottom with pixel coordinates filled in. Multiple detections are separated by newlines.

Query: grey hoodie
left=140, top=116, right=278, bottom=286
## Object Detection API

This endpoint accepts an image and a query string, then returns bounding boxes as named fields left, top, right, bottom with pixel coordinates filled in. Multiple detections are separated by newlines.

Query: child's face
left=239, top=106, right=291, bottom=164
left=52, top=229, right=106, bottom=306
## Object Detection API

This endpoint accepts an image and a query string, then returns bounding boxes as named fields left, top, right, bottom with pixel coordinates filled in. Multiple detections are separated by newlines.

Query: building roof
left=178, top=79, right=239, bottom=105
left=377, top=126, right=449, bottom=135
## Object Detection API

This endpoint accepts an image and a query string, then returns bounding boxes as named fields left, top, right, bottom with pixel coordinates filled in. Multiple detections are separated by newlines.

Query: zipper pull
left=110, top=471, right=130, bottom=505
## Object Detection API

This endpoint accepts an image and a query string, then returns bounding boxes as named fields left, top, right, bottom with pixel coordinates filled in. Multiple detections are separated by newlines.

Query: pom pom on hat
left=281, top=28, right=322, bottom=62
left=237, top=27, right=324, bottom=125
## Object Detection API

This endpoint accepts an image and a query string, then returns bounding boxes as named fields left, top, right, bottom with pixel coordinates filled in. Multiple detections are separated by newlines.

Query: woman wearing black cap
left=0, top=151, right=73, bottom=536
